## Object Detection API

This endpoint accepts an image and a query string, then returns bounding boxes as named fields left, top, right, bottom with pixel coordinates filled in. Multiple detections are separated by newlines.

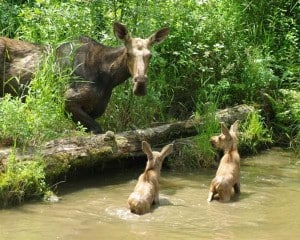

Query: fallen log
left=0, top=104, right=254, bottom=181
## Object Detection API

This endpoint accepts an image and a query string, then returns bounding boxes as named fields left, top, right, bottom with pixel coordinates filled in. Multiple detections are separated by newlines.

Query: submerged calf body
left=207, top=120, right=240, bottom=202
left=128, top=141, right=173, bottom=215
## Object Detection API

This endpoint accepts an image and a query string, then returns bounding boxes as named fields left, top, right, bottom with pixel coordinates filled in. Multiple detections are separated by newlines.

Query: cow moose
left=0, top=22, right=170, bottom=133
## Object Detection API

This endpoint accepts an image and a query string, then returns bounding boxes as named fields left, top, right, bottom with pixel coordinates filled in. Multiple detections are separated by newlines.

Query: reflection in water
left=0, top=149, right=299, bottom=240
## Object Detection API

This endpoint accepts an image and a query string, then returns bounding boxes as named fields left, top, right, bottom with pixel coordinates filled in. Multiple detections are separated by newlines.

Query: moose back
left=0, top=23, right=169, bottom=133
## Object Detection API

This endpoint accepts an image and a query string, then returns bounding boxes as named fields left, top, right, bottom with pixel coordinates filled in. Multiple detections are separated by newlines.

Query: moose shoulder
left=0, top=23, right=170, bottom=133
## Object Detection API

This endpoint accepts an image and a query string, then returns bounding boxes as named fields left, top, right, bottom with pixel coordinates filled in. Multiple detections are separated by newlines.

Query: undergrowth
left=0, top=52, right=77, bottom=146
left=0, top=150, right=48, bottom=208
left=240, top=111, right=273, bottom=154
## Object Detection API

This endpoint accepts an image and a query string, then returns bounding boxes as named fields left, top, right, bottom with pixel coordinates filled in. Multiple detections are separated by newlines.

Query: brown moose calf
left=128, top=141, right=173, bottom=215
left=207, top=120, right=240, bottom=202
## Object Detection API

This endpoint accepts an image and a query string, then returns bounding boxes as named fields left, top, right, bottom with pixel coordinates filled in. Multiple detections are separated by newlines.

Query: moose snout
left=133, top=76, right=147, bottom=96
left=133, top=75, right=147, bottom=84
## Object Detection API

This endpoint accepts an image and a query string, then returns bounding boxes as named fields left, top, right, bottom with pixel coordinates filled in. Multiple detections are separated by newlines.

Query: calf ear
left=142, top=141, right=153, bottom=160
left=114, top=22, right=130, bottom=41
left=230, top=120, right=239, bottom=134
left=160, top=143, right=173, bottom=159
left=148, top=27, right=170, bottom=46
left=221, top=122, right=231, bottom=140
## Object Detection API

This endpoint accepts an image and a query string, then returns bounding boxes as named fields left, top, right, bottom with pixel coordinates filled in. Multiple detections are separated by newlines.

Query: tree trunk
left=0, top=104, right=254, bottom=181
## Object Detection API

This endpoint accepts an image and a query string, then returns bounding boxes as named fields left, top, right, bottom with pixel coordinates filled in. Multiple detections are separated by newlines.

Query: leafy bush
left=0, top=96, right=32, bottom=145
left=0, top=2, right=20, bottom=37
left=16, top=1, right=93, bottom=44
left=265, top=90, right=300, bottom=151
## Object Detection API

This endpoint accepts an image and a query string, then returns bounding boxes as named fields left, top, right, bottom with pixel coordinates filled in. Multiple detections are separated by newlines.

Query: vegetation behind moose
left=0, top=22, right=169, bottom=133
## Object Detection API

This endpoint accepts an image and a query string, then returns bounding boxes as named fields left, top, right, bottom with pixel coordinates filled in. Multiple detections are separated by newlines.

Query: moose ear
left=148, top=27, right=170, bottom=46
left=142, top=141, right=153, bottom=160
left=230, top=120, right=239, bottom=134
left=113, top=22, right=130, bottom=41
left=221, top=122, right=231, bottom=140
left=160, top=143, right=173, bottom=159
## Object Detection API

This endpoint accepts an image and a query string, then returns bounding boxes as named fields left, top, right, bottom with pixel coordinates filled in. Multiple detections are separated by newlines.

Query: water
left=0, top=148, right=299, bottom=240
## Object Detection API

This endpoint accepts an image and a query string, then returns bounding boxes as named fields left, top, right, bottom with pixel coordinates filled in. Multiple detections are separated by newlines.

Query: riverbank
left=0, top=149, right=299, bottom=240
left=0, top=104, right=282, bottom=208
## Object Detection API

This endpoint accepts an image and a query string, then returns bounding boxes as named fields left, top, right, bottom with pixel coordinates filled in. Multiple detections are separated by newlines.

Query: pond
left=0, top=148, right=299, bottom=240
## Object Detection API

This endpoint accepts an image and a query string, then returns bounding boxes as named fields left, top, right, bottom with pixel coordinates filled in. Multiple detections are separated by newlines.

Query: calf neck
left=0, top=23, right=170, bottom=133
left=207, top=120, right=240, bottom=202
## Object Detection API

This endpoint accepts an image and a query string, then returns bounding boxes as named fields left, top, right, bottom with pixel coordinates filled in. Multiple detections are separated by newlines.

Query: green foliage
left=0, top=0, right=92, bottom=43
left=192, top=108, right=220, bottom=168
left=240, top=111, right=273, bottom=154
left=0, top=150, right=48, bottom=208
left=241, top=0, right=299, bottom=89
left=100, top=77, right=171, bottom=132
left=0, top=2, right=20, bottom=37
left=169, top=103, right=220, bottom=170
left=0, top=96, right=31, bottom=145
left=264, top=90, right=300, bottom=152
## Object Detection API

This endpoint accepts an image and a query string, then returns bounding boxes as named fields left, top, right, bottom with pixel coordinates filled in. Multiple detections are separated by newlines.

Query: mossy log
left=0, top=104, right=254, bottom=181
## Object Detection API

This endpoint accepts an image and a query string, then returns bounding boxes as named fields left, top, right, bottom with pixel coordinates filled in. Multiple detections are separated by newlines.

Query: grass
left=168, top=103, right=220, bottom=170
left=0, top=150, right=48, bottom=208
left=240, top=111, right=273, bottom=154
left=264, top=89, right=300, bottom=152
left=0, top=51, right=80, bottom=146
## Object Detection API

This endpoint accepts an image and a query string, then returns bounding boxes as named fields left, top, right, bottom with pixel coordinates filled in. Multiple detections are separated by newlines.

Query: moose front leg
left=207, top=191, right=215, bottom=202
left=207, top=178, right=217, bottom=202
left=65, top=101, right=102, bottom=134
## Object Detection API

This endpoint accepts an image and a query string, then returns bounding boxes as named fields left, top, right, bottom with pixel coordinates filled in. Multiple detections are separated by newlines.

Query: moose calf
left=207, top=120, right=240, bottom=202
left=128, top=141, right=173, bottom=215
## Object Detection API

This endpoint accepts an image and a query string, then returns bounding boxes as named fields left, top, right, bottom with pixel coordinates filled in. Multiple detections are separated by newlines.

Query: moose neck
left=223, top=141, right=238, bottom=155
left=108, top=47, right=131, bottom=87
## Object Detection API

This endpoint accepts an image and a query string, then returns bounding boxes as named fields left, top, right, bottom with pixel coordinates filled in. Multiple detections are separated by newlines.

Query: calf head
left=142, top=141, right=173, bottom=174
left=210, top=120, right=239, bottom=153
left=114, top=23, right=170, bottom=96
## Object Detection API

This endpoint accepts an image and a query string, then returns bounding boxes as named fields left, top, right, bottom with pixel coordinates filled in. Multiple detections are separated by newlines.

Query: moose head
left=114, top=22, right=170, bottom=96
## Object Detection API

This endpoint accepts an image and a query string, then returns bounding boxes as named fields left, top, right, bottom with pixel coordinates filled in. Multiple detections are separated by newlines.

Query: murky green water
left=0, top=148, right=299, bottom=240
